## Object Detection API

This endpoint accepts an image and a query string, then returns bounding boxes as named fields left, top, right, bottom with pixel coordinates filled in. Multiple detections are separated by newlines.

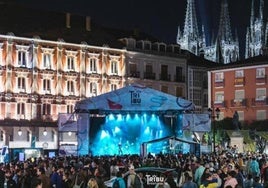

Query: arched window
left=42, top=103, right=51, bottom=115
left=89, top=82, right=97, bottom=96
left=111, top=61, right=118, bottom=75
left=17, top=77, right=25, bottom=90
left=67, top=81, right=74, bottom=94
left=18, top=51, right=27, bottom=67
left=67, top=56, right=75, bottom=71
left=17, top=103, right=25, bottom=115
left=43, top=53, right=51, bottom=69
left=43, top=79, right=51, bottom=93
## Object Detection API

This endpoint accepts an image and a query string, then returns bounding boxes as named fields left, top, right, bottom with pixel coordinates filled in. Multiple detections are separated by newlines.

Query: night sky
left=15, top=0, right=268, bottom=55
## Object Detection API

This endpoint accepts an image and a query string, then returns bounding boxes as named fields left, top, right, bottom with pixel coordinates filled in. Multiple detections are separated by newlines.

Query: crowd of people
left=0, top=150, right=268, bottom=188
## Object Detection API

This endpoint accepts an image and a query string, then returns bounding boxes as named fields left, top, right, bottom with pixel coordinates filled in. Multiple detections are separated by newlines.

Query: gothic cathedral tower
left=245, top=0, right=268, bottom=59
left=176, top=0, right=205, bottom=56
left=177, top=0, right=239, bottom=64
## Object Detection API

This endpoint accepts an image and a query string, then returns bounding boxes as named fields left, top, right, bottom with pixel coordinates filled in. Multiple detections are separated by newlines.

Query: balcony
left=251, top=97, right=268, bottom=106
left=215, top=79, right=225, bottom=87
left=129, top=71, right=140, bottom=78
left=213, top=100, right=225, bottom=108
left=144, top=72, right=156, bottom=80
left=234, top=77, right=245, bottom=86
left=174, top=75, right=185, bottom=83
left=256, top=75, right=267, bottom=84
left=231, top=99, right=247, bottom=107
left=159, top=74, right=171, bottom=81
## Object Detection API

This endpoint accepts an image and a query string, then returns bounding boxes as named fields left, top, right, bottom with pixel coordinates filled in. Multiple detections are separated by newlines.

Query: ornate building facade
left=0, top=34, right=126, bottom=151
left=177, top=0, right=240, bottom=64
left=0, top=33, right=214, bottom=152
left=245, top=0, right=268, bottom=59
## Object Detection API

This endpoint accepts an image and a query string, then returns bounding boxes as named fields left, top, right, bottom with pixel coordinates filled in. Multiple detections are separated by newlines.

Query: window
left=235, top=70, right=244, bottom=78
left=67, top=105, right=73, bottom=114
left=43, top=53, right=51, bottom=69
left=256, top=110, right=266, bottom=120
left=17, top=103, right=25, bottom=115
left=111, top=84, right=117, bottom=91
left=176, top=87, right=183, bottom=97
left=145, top=64, right=153, bottom=73
left=18, top=51, right=27, bottom=67
left=215, top=92, right=224, bottom=103
left=111, top=61, right=118, bottom=74
left=215, top=72, right=224, bottom=82
left=129, top=63, right=137, bottom=76
left=67, top=81, right=74, bottom=93
left=67, top=56, right=75, bottom=71
left=89, top=58, right=97, bottom=72
left=90, top=82, right=97, bottom=96
left=17, top=77, right=25, bottom=90
left=42, top=103, right=51, bottom=115
left=43, top=79, right=51, bottom=93
left=235, top=90, right=245, bottom=101
left=237, top=111, right=244, bottom=121
left=256, top=88, right=266, bottom=100
left=256, top=68, right=265, bottom=78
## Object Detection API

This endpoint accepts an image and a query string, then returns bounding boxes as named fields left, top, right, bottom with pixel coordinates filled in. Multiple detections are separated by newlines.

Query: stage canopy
left=75, top=84, right=195, bottom=113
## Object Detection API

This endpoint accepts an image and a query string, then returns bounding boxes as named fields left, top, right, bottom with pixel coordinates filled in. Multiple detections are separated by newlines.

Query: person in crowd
left=112, top=171, right=126, bottom=188
left=37, top=166, right=51, bottom=188
left=178, top=163, right=193, bottom=187
left=50, top=164, right=63, bottom=188
left=244, top=174, right=253, bottom=188
left=224, top=170, right=238, bottom=188
left=252, top=176, right=263, bottom=188
left=182, top=172, right=197, bottom=188
left=194, top=159, right=205, bottom=187
left=31, top=178, right=42, bottom=188
left=199, top=172, right=218, bottom=188
left=248, top=157, right=260, bottom=178
left=4, top=169, right=17, bottom=188
left=88, top=177, right=99, bottom=188
left=62, top=171, right=72, bottom=188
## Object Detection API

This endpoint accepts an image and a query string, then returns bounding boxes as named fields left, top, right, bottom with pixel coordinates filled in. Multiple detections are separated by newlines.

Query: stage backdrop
left=71, top=84, right=195, bottom=156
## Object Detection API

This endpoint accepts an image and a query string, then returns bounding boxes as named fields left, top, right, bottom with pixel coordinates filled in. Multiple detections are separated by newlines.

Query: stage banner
left=77, top=113, right=90, bottom=156
left=58, top=113, right=77, bottom=132
left=182, top=114, right=211, bottom=132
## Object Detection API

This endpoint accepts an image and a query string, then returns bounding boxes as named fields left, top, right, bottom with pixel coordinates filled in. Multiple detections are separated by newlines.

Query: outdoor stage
left=58, top=84, right=203, bottom=156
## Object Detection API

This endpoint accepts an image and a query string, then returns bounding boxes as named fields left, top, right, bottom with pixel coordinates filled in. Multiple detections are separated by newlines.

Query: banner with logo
left=182, top=114, right=211, bottom=132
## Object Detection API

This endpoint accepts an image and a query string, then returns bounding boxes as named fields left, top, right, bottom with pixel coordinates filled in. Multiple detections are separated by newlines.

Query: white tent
left=75, top=84, right=195, bottom=113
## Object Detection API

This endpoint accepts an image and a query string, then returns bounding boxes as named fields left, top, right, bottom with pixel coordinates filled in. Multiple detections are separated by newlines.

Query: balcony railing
left=129, top=71, right=140, bottom=78
left=256, top=75, right=267, bottom=84
left=251, top=97, right=268, bottom=106
left=213, top=101, right=225, bottom=108
left=215, top=79, right=225, bottom=87
left=144, top=72, right=156, bottom=80
left=174, top=75, right=185, bottom=83
left=231, top=99, right=247, bottom=107
left=159, top=74, right=171, bottom=81
left=234, top=77, right=245, bottom=86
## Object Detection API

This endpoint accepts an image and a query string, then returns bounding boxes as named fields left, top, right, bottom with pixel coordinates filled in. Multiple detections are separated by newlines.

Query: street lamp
left=43, top=127, right=47, bottom=136
left=18, top=127, right=22, bottom=136
left=208, top=107, right=220, bottom=154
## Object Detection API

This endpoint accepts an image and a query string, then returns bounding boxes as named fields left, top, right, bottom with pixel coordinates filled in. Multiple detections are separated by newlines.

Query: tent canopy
left=143, top=135, right=199, bottom=145
left=75, top=84, right=195, bottom=112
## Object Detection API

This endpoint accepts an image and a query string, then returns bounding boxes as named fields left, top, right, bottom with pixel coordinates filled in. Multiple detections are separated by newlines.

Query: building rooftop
left=0, top=1, right=158, bottom=49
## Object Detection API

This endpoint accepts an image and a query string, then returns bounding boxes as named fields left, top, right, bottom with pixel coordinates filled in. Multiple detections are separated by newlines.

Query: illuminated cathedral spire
left=176, top=0, right=204, bottom=56
left=177, top=0, right=239, bottom=64
left=215, top=0, right=239, bottom=63
left=245, top=0, right=268, bottom=59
